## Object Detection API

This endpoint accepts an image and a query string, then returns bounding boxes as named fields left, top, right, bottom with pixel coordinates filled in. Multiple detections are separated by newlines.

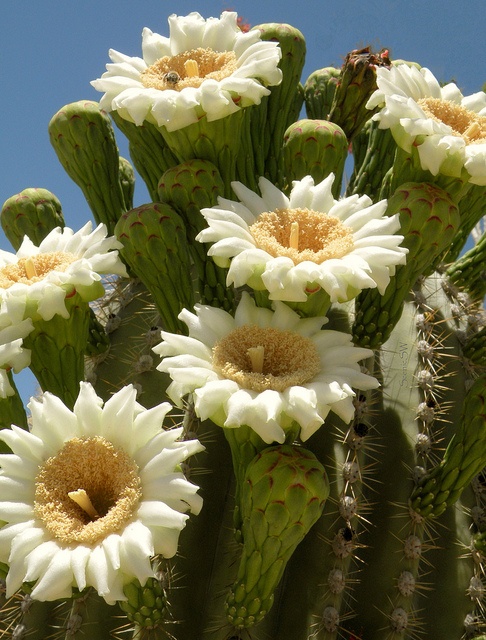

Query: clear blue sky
left=1, top=0, right=485, bottom=403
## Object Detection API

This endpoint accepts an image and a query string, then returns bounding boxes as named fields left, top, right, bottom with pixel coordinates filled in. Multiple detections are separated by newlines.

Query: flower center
left=249, top=208, right=354, bottom=264
left=34, top=436, right=142, bottom=545
left=418, top=98, right=486, bottom=144
left=0, top=252, right=75, bottom=288
left=212, top=325, right=321, bottom=393
left=141, top=47, right=238, bottom=92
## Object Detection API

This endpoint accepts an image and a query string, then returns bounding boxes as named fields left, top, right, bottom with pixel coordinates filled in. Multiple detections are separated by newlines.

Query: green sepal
left=48, top=101, right=127, bottom=234
left=115, top=202, right=193, bottom=334
left=282, top=119, right=348, bottom=197
left=1, top=188, right=65, bottom=251
left=225, top=444, right=329, bottom=629
left=119, top=574, right=168, bottom=629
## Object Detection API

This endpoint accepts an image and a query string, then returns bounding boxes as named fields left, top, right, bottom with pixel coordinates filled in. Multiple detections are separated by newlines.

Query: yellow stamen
left=184, top=59, right=199, bottom=77
left=68, top=488, right=99, bottom=519
left=289, top=221, right=299, bottom=250
left=465, top=121, right=481, bottom=140
left=24, top=257, right=38, bottom=279
left=247, top=345, right=265, bottom=373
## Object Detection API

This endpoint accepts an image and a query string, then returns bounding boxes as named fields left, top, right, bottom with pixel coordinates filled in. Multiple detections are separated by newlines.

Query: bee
left=164, top=70, right=180, bottom=85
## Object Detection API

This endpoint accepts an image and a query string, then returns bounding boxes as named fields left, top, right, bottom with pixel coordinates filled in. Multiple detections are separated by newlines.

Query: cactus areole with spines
left=0, top=8, right=485, bottom=640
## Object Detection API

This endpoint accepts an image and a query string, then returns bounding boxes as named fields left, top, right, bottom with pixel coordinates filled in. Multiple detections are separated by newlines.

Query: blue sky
left=1, top=0, right=485, bottom=403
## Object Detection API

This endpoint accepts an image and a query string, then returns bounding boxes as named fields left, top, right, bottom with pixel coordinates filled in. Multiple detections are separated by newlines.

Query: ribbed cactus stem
left=445, top=229, right=486, bottom=302
left=48, top=101, right=127, bottom=234
left=115, top=203, right=194, bottom=334
left=353, top=182, right=460, bottom=348
left=157, top=160, right=235, bottom=310
left=249, top=23, right=306, bottom=188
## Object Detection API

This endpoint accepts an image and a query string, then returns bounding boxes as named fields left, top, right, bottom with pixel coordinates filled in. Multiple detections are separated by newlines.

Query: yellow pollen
left=184, top=59, right=199, bottom=77
left=249, top=208, right=354, bottom=265
left=212, top=325, right=321, bottom=393
left=247, top=345, right=265, bottom=373
left=68, top=489, right=99, bottom=519
left=418, top=97, right=486, bottom=144
left=34, top=436, right=142, bottom=545
left=141, top=47, right=238, bottom=92
left=289, top=221, right=299, bottom=250
left=0, top=251, right=75, bottom=289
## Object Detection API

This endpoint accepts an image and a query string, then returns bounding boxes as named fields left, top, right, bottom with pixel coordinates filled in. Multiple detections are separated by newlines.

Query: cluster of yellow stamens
left=34, top=436, right=142, bottom=545
left=141, top=47, right=238, bottom=92
left=212, top=324, right=321, bottom=393
left=418, top=97, right=486, bottom=144
left=249, top=208, right=354, bottom=265
left=0, top=252, right=74, bottom=288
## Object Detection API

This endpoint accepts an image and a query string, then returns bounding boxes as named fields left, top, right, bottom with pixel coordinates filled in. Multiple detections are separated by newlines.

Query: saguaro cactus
left=0, top=9, right=486, bottom=640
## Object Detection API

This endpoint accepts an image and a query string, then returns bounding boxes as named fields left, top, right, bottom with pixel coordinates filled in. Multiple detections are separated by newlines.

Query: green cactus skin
left=157, top=160, right=235, bottom=310
left=48, top=101, right=127, bottom=234
left=111, top=112, right=180, bottom=203
left=346, top=119, right=397, bottom=200
left=119, top=571, right=169, bottom=630
left=115, top=203, right=194, bottom=335
left=225, top=444, right=329, bottom=630
left=1, top=188, right=65, bottom=251
left=118, top=156, right=136, bottom=212
left=283, top=119, right=348, bottom=197
left=411, top=374, right=486, bottom=518
left=303, top=67, right=340, bottom=121
left=353, top=182, right=461, bottom=349
left=0, top=372, right=27, bottom=436
left=21, top=294, right=90, bottom=409
left=446, top=227, right=486, bottom=302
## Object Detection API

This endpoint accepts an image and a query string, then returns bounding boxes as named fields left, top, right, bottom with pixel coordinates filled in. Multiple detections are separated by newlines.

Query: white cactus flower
left=0, top=222, right=127, bottom=322
left=0, top=383, right=204, bottom=602
left=154, top=292, right=379, bottom=444
left=196, top=174, right=407, bottom=303
left=91, top=11, right=282, bottom=132
left=367, top=64, right=486, bottom=184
